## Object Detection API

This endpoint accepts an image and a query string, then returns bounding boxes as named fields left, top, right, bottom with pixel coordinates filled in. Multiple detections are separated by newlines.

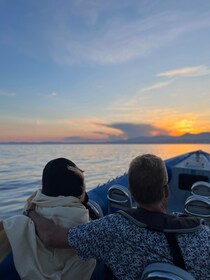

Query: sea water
left=1, top=143, right=210, bottom=219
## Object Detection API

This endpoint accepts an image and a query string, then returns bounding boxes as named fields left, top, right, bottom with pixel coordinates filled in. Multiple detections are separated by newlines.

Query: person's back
left=67, top=206, right=210, bottom=279
left=67, top=154, right=210, bottom=280
left=3, top=158, right=96, bottom=280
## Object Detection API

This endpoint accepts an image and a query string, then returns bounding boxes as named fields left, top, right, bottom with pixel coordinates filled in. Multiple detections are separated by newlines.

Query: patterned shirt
left=68, top=213, right=210, bottom=280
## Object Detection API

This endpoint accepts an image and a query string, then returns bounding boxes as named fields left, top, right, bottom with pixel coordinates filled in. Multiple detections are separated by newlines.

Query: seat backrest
left=184, top=181, right=210, bottom=226
left=191, top=181, right=210, bottom=196
left=184, top=195, right=210, bottom=219
left=87, top=200, right=104, bottom=220
left=107, top=184, right=133, bottom=214
left=140, top=262, right=195, bottom=280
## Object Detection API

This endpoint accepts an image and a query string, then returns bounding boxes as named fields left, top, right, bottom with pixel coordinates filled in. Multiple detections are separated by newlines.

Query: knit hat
left=42, top=158, right=86, bottom=199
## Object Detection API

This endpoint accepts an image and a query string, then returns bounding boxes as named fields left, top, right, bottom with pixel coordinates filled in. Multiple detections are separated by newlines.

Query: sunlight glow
left=173, top=119, right=195, bottom=135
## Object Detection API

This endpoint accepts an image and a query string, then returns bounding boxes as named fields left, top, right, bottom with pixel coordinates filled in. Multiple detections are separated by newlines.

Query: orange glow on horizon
left=1, top=115, right=210, bottom=142
left=170, top=119, right=195, bottom=136
left=154, top=116, right=210, bottom=137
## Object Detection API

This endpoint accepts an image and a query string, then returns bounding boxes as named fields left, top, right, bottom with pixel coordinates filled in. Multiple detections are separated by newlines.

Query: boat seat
left=87, top=200, right=104, bottom=220
left=191, top=181, right=210, bottom=196
left=184, top=181, right=210, bottom=226
left=140, top=262, right=195, bottom=280
left=184, top=195, right=210, bottom=218
left=107, top=184, right=133, bottom=214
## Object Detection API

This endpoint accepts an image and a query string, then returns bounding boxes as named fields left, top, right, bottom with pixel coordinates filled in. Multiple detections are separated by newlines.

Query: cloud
left=0, top=90, right=16, bottom=97
left=49, top=92, right=58, bottom=96
left=63, top=136, right=100, bottom=143
left=61, top=117, right=170, bottom=142
left=50, top=7, right=210, bottom=65
left=52, top=15, right=162, bottom=64
left=140, top=80, right=173, bottom=93
left=4, top=1, right=210, bottom=66
left=63, top=129, right=123, bottom=143
left=158, top=65, right=210, bottom=78
left=62, top=121, right=169, bottom=142
left=69, top=1, right=131, bottom=26
left=60, top=118, right=124, bottom=142
left=106, top=122, right=169, bottom=139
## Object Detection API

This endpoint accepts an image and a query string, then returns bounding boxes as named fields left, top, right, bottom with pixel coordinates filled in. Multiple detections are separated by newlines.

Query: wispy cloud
left=50, top=7, right=210, bottom=65
left=0, top=90, right=16, bottom=97
left=69, top=1, right=131, bottom=26
left=49, top=92, right=58, bottom=96
left=158, top=65, right=210, bottom=78
left=140, top=80, right=173, bottom=93
left=10, top=1, right=210, bottom=65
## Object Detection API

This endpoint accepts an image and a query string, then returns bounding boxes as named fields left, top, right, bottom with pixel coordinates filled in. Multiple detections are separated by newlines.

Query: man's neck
left=137, top=203, right=166, bottom=214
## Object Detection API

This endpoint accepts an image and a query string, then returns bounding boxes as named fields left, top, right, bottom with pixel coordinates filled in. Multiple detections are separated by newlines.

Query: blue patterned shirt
left=68, top=214, right=210, bottom=280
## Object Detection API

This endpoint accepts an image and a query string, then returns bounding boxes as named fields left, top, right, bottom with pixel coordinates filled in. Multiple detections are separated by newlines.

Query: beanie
left=42, top=157, right=85, bottom=198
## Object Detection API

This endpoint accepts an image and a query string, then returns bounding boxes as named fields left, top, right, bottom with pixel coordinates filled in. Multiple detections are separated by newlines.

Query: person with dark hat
left=42, top=158, right=86, bottom=198
left=2, top=158, right=96, bottom=280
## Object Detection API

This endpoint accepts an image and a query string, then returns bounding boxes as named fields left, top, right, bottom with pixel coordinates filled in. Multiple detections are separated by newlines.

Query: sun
left=172, top=119, right=197, bottom=136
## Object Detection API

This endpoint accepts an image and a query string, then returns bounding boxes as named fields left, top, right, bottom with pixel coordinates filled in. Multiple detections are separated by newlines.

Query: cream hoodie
left=2, top=190, right=96, bottom=280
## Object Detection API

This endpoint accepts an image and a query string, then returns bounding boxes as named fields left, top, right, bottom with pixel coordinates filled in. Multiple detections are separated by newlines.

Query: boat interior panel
left=167, top=152, right=210, bottom=214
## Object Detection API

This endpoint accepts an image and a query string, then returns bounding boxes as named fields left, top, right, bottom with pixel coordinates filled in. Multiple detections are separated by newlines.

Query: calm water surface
left=1, top=143, right=210, bottom=219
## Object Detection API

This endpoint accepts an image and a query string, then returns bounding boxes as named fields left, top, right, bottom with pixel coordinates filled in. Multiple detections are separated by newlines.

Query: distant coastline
left=1, top=132, right=210, bottom=144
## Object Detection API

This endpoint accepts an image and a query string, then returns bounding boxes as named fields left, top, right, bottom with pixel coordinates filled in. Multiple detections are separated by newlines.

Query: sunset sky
left=1, top=0, right=210, bottom=142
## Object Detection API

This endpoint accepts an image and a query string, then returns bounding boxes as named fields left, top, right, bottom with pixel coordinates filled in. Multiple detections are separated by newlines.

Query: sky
left=1, top=0, right=210, bottom=143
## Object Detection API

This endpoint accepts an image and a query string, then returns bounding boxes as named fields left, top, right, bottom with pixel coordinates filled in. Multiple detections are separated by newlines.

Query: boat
left=87, top=149, right=210, bottom=219
left=1, top=149, right=210, bottom=279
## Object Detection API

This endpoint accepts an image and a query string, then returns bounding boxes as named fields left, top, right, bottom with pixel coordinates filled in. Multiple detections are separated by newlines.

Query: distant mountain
left=112, top=132, right=210, bottom=144
left=1, top=132, right=210, bottom=144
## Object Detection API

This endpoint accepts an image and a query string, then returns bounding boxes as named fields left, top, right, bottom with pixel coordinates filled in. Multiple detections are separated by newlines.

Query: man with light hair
left=27, top=154, right=210, bottom=280
left=128, top=154, right=168, bottom=208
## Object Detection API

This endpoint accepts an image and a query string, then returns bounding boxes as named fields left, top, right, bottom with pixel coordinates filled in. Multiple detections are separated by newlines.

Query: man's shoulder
left=198, top=224, right=210, bottom=236
left=116, top=209, right=206, bottom=234
left=179, top=224, right=210, bottom=247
